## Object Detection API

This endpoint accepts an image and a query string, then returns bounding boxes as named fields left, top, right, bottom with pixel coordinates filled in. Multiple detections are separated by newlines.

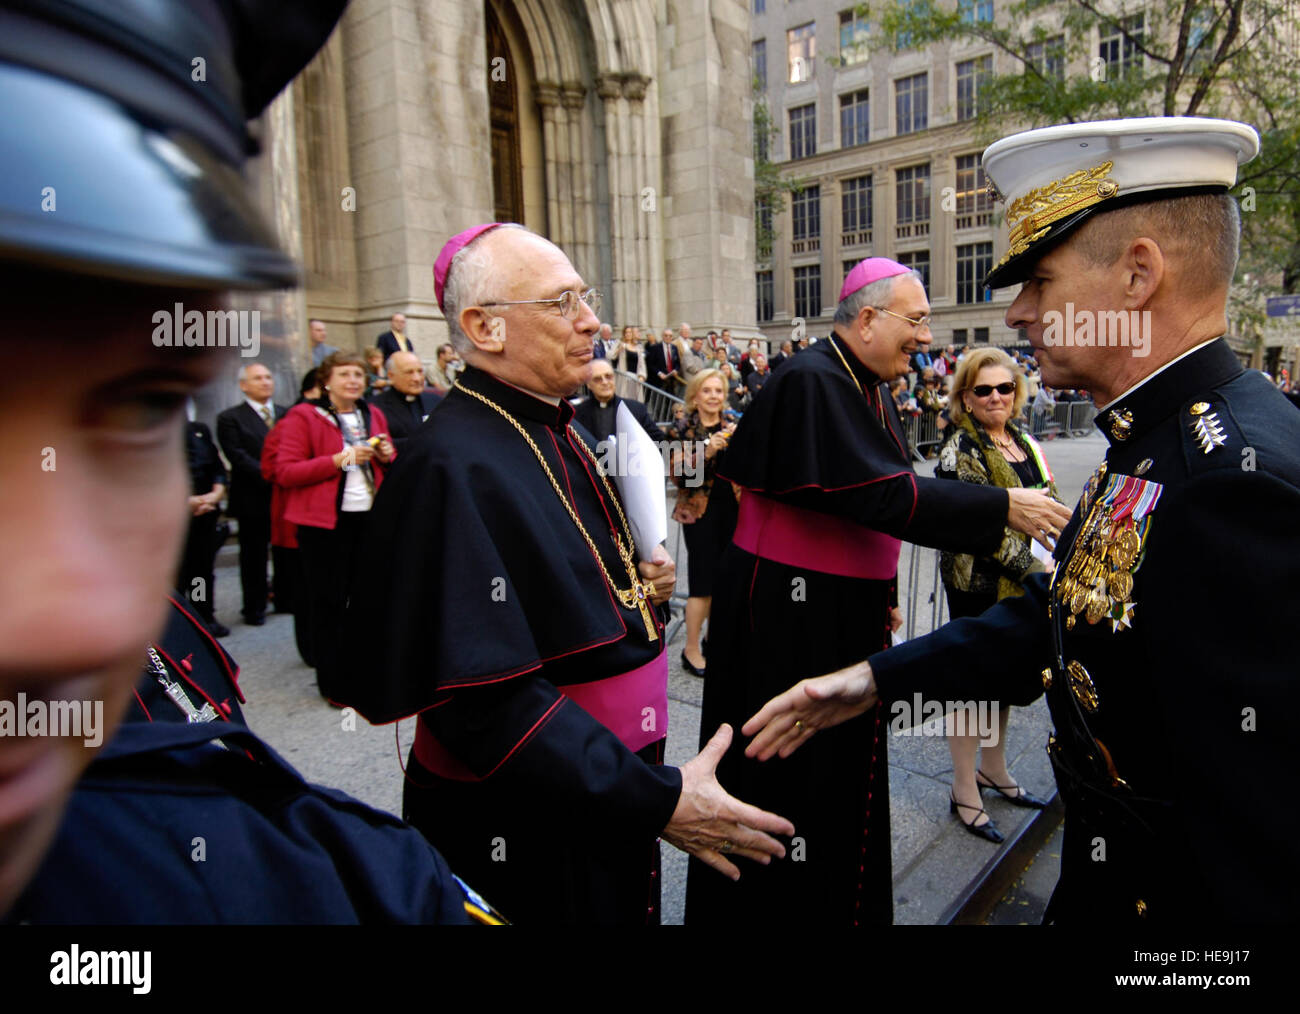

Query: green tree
left=861, top=0, right=1300, bottom=290
left=753, top=79, right=805, bottom=262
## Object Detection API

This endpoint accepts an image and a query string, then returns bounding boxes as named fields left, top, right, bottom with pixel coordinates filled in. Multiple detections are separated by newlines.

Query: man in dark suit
left=574, top=358, right=666, bottom=444
left=217, top=363, right=288, bottom=625
left=376, top=312, right=413, bottom=362
left=372, top=350, right=441, bottom=451
left=644, top=328, right=682, bottom=396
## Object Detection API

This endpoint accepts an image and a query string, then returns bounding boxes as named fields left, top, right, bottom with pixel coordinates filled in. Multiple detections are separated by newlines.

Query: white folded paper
left=609, top=401, right=668, bottom=559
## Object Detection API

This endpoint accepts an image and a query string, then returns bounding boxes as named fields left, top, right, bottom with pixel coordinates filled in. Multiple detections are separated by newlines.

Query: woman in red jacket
left=275, top=351, right=395, bottom=702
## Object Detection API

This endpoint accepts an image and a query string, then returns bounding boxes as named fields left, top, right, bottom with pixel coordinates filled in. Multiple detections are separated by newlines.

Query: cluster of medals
left=1053, top=464, right=1164, bottom=633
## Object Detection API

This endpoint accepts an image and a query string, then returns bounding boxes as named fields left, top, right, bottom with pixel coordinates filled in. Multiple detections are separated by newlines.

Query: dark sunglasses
left=971, top=382, right=1016, bottom=398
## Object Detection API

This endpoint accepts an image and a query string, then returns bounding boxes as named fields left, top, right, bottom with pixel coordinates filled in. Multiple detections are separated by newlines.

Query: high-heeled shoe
left=977, top=770, right=1048, bottom=809
left=950, top=792, right=1005, bottom=844
left=680, top=651, right=706, bottom=677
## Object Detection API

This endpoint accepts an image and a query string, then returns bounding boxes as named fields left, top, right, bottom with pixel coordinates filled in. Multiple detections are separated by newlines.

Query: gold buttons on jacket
left=1136, top=899, right=1148, bottom=918
left=1041, top=667, right=1053, bottom=689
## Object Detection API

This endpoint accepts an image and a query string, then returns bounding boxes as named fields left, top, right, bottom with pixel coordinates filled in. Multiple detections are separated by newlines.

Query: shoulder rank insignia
left=1188, top=402, right=1226, bottom=454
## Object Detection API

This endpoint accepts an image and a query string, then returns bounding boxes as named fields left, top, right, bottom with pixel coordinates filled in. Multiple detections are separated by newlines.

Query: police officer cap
left=981, top=116, right=1259, bottom=290
left=0, top=0, right=347, bottom=290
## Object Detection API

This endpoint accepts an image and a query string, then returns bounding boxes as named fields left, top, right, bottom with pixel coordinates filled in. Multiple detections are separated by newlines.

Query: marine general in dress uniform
left=743, top=117, right=1300, bottom=924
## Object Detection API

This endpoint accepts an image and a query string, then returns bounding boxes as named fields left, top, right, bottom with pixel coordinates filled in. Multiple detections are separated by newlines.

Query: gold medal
left=1086, top=592, right=1108, bottom=625
left=1066, top=660, right=1099, bottom=712
left=1108, top=569, right=1133, bottom=601
left=1115, top=527, right=1140, bottom=562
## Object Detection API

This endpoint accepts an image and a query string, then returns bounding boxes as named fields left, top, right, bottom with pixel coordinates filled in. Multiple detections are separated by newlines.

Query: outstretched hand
left=661, top=724, right=795, bottom=880
left=1006, top=488, right=1072, bottom=553
left=741, top=661, right=878, bottom=761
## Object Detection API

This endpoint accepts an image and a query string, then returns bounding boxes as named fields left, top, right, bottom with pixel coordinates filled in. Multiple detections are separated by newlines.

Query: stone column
left=535, top=82, right=563, bottom=255
left=561, top=82, right=595, bottom=283
left=597, top=72, right=630, bottom=326
left=657, top=0, right=753, bottom=331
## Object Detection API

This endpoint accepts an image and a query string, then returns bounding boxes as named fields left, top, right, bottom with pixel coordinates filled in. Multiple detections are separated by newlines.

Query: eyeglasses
left=971, top=382, right=1017, bottom=398
left=873, top=306, right=932, bottom=330
left=479, top=288, right=602, bottom=320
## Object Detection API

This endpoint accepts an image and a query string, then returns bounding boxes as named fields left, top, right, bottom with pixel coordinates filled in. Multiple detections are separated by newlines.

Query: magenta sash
left=413, top=650, right=669, bottom=781
left=560, top=649, right=668, bottom=754
left=733, top=492, right=901, bottom=579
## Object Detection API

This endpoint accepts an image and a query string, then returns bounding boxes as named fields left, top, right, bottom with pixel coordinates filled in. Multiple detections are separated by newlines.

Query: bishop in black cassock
left=685, top=259, right=1070, bottom=926
left=343, top=224, right=792, bottom=924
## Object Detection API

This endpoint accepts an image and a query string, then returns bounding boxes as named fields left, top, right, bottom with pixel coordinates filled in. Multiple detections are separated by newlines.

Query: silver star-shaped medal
left=1111, top=600, right=1135, bottom=633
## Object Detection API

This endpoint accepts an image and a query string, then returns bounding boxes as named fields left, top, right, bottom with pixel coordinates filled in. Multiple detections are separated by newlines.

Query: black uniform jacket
left=8, top=597, right=472, bottom=924
left=869, top=339, right=1300, bottom=924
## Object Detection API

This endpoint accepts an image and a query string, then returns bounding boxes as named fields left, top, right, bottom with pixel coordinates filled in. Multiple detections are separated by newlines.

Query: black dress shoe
left=950, top=793, right=1005, bottom=844
left=977, top=770, right=1049, bottom=809
left=243, top=614, right=266, bottom=627
left=680, top=651, right=706, bottom=677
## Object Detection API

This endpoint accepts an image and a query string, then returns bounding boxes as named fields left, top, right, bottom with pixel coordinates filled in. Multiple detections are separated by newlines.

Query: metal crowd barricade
left=610, top=370, right=685, bottom=427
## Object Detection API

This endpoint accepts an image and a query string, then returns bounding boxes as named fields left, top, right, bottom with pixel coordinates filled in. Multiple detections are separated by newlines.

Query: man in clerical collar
left=344, top=222, right=794, bottom=925
left=683, top=253, right=1071, bottom=927
left=371, top=351, right=441, bottom=452
left=574, top=357, right=665, bottom=446
left=743, top=117, right=1300, bottom=925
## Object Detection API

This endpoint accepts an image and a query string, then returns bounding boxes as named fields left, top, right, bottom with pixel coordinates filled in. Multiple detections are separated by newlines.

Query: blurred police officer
left=0, top=0, right=481, bottom=924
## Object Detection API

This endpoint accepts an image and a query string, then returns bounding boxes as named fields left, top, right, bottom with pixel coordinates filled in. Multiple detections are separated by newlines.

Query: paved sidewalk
left=213, top=431, right=1106, bottom=924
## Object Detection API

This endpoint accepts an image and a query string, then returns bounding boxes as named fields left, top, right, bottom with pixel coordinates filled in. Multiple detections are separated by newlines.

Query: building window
left=791, top=184, right=821, bottom=253
left=1026, top=34, right=1065, bottom=80
left=753, top=0, right=765, bottom=13
left=843, top=259, right=860, bottom=282
left=956, top=242, right=994, bottom=304
left=959, top=0, right=994, bottom=23
left=839, top=89, right=870, bottom=147
left=952, top=328, right=968, bottom=345
left=841, top=174, right=873, bottom=245
left=1099, top=15, right=1144, bottom=78
left=794, top=265, right=822, bottom=320
left=788, top=23, right=816, bottom=84
left=955, top=55, right=991, bottom=121
left=839, top=8, right=870, bottom=65
left=897, top=249, right=930, bottom=291
left=753, top=39, right=767, bottom=91
left=757, top=271, right=774, bottom=322
left=974, top=326, right=990, bottom=343
left=756, top=198, right=774, bottom=261
left=895, top=163, right=930, bottom=239
left=895, top=72, right=928, bottom=134
left=789, top=103, right=816, bottom=160
left=954, top=154, right=991, bottom=228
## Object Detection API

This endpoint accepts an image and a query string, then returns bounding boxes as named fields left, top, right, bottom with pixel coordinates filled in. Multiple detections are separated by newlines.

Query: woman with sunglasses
left=936, top=347, right=1059, bottom=842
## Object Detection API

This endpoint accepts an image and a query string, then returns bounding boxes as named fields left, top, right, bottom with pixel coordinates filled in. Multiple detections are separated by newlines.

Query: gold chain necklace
left=453, top=381, right=659, bottom=641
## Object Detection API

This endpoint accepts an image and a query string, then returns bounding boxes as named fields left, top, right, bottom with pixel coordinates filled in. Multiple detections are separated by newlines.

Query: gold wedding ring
left=720, top=840, right=733, bottom=853
left=794, top=720, right=804, bottom=730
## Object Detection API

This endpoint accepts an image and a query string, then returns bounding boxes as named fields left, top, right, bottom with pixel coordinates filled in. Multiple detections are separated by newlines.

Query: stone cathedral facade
left=257, top=0, right=758, bottom=370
